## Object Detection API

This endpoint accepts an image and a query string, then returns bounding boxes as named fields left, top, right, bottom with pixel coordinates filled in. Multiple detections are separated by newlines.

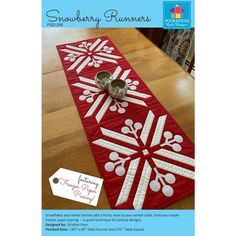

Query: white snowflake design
left=60, top=38, right=122, bottom=74
left=72, top=66, right=151, bottom=123
left=93, top=110, right=195, bottom=209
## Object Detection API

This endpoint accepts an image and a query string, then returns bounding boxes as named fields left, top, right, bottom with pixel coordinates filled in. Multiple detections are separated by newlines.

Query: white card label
left=49, top=168, right=103, bottom=206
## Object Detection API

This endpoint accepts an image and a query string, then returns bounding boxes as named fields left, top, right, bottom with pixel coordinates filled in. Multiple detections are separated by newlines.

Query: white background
left=0, top=0, right=235, bottom=235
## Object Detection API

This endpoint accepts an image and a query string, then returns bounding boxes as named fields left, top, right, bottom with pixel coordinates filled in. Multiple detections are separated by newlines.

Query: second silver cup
left=108, top=79, right=128, bottom=99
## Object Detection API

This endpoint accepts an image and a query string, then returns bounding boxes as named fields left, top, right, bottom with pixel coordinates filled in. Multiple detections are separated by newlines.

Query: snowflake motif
left=60, top=38, right=122, bottom=74
left=93, top=110, right=195, bottom=209
left=72, top=66, right=151, bottom=123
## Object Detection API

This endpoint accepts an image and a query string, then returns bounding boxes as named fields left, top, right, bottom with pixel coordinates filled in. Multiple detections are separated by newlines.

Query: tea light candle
left=108, top=79, right=128, bottom=99
left=95, top=71, right=113, bottom=90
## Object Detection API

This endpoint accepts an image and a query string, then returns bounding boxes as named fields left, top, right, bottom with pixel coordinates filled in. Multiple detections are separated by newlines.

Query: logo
left=163, top=1, right=191, bottom=29
left=170, top=4, right=184, bottom=19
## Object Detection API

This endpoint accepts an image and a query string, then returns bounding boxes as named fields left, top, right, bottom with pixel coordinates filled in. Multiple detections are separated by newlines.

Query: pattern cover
left=57, top=36, right=194, bottom=209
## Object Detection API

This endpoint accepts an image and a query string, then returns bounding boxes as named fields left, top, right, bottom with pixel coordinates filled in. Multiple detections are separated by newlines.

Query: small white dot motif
left=142, top=149, right=149, bottom=156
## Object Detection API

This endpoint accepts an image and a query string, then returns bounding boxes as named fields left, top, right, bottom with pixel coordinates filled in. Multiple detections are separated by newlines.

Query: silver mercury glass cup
left=95, top=71, right=113, bottom=90
left=108, top=79, right=128, bottom=99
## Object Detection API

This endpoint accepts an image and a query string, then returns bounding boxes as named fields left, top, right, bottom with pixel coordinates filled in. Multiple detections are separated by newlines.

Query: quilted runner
left=57, top=36, right=194, bottom=209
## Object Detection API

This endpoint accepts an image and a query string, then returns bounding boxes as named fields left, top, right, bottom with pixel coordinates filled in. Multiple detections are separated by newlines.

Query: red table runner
left=57, top=36, right=194, bottom=209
